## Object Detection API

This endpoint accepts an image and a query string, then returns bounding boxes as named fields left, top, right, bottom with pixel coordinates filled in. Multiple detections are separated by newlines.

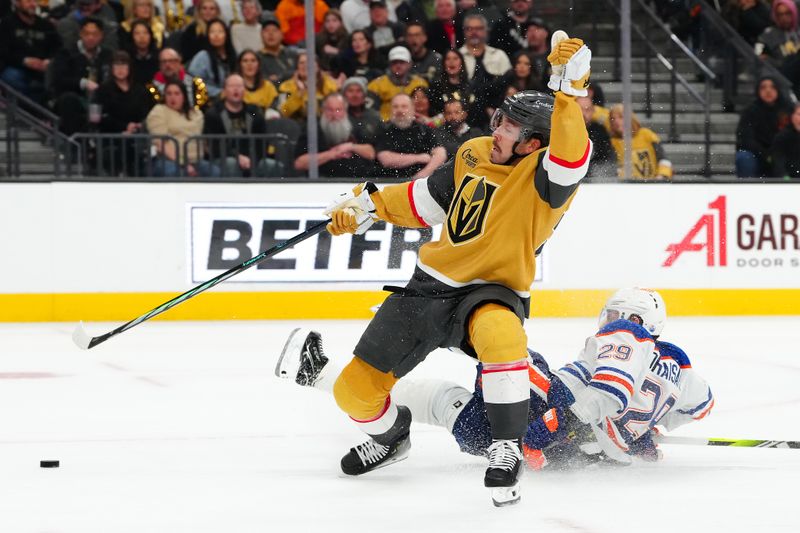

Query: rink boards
left=1, top=181, right=799, bottom=321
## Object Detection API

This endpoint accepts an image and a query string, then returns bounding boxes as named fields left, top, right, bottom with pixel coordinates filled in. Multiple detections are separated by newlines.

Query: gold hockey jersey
left=610, top=127, right=670, bottom=179
left=367, top=74, right=429, bottom=120
left=367, top=92, right=592, bottom=301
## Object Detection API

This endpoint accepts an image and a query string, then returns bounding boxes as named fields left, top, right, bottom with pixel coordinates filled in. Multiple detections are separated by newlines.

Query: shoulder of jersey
left=464, top=136, right=492, bottom=148
left=655, top=340, right=692, bottom=369
left=642, top=127, right=660, bottom=143
left=597, top=319, right=655, bottom=343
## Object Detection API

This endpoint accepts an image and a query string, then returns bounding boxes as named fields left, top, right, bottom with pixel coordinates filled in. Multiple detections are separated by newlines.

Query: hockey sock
left=351, top=396, right=411, bottom=445
left=391, top=379, right=472, bottom=432
left=482, top=359, right=530, bottom=440
left=311, top=361, right=341, bottom=394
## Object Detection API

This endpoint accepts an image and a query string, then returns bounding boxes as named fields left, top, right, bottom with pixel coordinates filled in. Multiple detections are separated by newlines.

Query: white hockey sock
left=351, top=396, right=399, bottom=436
left=481, top=360, right=530, bottom=405
left=482, top=359, right=531, bottom=439
left=391, top=379, right=473, bottom=432
left=311, top=360, right=341, bottom=394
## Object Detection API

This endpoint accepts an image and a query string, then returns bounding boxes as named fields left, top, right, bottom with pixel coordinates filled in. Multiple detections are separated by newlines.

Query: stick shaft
left=81, top=219, right=330, bottom=349
left=657, top=435, right=800, bottom=449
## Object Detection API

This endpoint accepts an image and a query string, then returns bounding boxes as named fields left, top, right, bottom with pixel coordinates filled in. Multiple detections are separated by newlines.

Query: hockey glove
left=323, top=183, right=378, bottom=236
left=524, top=407, right=569, bottom=450
left=628, top=429, right=663, bottom=461
left=522, top=445, right=548, bottom=471
left=547, top=30, right=592, bottom=97
left=545, top=375, right=576, bottom=409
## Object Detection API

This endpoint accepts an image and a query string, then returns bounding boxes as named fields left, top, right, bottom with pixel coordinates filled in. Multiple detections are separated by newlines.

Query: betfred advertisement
left=188, top=204, right=545, bottom=284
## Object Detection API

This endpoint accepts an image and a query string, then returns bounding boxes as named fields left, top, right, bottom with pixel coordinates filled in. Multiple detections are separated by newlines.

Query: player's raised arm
left=541, top=31, right=593, bottom=189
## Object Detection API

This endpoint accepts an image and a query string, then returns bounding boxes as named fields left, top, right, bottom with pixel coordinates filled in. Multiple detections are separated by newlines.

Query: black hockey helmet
left=490, top=91, right=555, bottom=145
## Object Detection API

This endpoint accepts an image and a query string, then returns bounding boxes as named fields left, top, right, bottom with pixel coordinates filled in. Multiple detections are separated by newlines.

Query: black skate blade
left=491, top=484, right=521, bottom=507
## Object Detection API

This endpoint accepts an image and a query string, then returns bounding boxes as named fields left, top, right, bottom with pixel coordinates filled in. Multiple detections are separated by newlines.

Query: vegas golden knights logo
left=447, top=174, right=499, bottom=245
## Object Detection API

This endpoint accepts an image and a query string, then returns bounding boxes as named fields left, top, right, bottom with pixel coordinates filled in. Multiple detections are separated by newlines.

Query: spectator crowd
left=720, top=0, right=800, bottom=178
left=23, top=0, right=794, bottom=179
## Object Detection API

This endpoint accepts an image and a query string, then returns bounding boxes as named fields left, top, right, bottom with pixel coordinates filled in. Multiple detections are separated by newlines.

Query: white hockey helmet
left=598, top=288, right=667, bottom=337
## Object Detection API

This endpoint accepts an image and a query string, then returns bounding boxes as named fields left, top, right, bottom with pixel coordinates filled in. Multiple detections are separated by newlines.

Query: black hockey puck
left=40, top=460, right=59, bottom=468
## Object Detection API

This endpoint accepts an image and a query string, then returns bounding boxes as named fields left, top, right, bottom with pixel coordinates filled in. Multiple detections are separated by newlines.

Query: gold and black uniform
left=354, top=92, right=592, bottom=377
left=610, top=127, right=672, bottom=179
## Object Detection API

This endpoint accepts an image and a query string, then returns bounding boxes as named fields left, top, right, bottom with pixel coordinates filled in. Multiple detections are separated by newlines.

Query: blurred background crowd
left=2, top=0, right=800, bottom=179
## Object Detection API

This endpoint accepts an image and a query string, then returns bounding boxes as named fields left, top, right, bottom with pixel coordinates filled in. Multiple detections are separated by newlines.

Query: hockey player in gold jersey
left=319, top=30, right=593, bottom=507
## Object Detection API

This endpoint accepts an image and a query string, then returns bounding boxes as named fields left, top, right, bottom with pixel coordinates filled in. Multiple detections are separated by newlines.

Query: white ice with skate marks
left=0, top=317, right=797, bottom=532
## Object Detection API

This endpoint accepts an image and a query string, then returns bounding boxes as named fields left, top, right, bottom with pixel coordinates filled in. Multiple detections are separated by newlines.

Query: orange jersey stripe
left=528, top=365, right=551, bottom=395
left=593, top=373, right=634, bottom=395
left=693, top=399, right=715, bottom=420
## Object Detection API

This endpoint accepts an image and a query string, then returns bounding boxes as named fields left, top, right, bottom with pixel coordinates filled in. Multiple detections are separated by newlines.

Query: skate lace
left=354, top=439, right=389, bottom=465
left=305, top=337, right=325, bottom=363
left=299, top=336, right=327, bottom=384
left=487, top=440, right=521, bottom=472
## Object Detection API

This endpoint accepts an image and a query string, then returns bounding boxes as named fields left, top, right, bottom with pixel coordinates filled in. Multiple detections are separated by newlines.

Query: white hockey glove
left=323, top=183, right=378, bottom=236
left=547, top=30, right=592, bottom=97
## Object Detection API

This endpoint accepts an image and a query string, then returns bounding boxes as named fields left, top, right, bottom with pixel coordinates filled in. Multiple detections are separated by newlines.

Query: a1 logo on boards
left=662, top=195, right=800, bottom=269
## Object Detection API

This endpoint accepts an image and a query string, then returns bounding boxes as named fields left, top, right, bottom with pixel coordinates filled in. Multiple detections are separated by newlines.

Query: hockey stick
left=72, top=219, right=331, bottom=350
left=656, top=435, right=800, bottom=449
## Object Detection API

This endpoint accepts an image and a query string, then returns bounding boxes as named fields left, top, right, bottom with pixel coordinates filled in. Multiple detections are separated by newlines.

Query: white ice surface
left=0, top=317, right=798, bottom=532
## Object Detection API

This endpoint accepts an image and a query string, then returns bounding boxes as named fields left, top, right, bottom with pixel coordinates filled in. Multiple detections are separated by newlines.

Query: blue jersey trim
left=573, top=360, right=593, bottom=381
left=595, top=365, right=635, bottom=384
left=527, top=349, right=552, bottom=373
left=598, top=319, right=654, bottom=341
left=590, top=381, right=628, bottom=410
left=562, top=365, right=589, bottom=386
left=678, top=389, right=713, bottom=415
left=656, top=341, right=692, bottom=368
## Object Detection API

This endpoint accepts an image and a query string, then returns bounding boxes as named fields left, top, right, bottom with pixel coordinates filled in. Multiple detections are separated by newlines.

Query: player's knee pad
left=468, top=303, right=527, bottom=363
left=333, top=357, right=398, bottom=420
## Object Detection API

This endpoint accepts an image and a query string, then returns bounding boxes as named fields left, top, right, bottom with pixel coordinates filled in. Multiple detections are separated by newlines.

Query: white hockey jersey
left=555, top=319, right=714, bottom=456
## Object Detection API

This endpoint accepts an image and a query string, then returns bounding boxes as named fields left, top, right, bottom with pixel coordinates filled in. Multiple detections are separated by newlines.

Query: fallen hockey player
left=276, top=288, right=714, bottom=479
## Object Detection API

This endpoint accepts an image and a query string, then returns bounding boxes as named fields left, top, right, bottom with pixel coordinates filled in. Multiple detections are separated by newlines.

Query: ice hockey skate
left=275, top=328, right=329, bottom=387
left=484, top=439, right=523, bottom=507
left=340, top=431, right=411, bottom=476
left=341, top=405, right=412, bottom=475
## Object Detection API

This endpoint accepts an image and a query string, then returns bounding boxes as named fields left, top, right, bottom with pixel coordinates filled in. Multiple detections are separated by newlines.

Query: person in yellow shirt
left=237, top=49, right=278, bottom=113
left=367, top=46, right=428, bottom=120
left=277, top=52, right=339, bottom=121
left=284, top=30, right=593, bottom=507
left=608, top=104, right=673, bottom=180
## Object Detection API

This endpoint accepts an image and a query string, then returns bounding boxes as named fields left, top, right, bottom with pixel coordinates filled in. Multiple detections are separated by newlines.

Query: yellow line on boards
left=0, top=289, right=798, bottom=322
